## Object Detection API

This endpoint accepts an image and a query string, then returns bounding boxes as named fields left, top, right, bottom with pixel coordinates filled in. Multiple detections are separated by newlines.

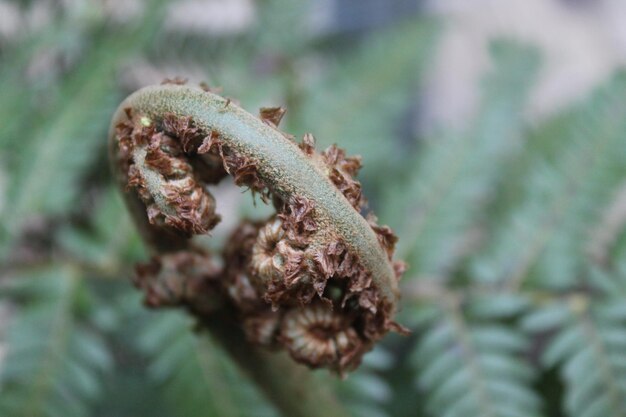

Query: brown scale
left=259, top=107, right=286, bottom=128
left=134, top=250, right=222, bottom=315
left=277, top=195, right=317, bottom=246
left=321, top=144, right=366, bottom=210
left=161, top=77, right=188, bottom=86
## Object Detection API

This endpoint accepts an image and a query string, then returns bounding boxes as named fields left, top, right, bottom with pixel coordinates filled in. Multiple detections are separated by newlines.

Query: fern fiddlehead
left=108, top=81, right=405, bottom=377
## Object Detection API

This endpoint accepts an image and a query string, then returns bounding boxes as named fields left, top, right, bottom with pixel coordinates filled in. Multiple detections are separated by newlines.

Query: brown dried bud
left=328, top=167, right=364, bottom=210
left=280, top=303, right=363, bottom=373
left=134, top=250, right=222, bottom=314
left=311, top=240, right=345, bottom=279
left=197, top=130, right=220, bottom=154
left=250, top=218, right=314, bottom=308
left=251, top=218, right=287, bottom=280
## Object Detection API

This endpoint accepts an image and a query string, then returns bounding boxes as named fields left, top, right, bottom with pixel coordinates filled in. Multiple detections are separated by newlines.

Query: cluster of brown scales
left=110, top=80, right=407, bottom=374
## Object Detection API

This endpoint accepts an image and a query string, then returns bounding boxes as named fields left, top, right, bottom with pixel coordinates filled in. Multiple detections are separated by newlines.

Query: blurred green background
left=2, top=1, right=626, bottom=416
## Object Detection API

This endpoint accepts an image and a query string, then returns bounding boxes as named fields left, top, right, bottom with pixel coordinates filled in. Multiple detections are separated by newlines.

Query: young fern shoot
left=109, top=81, right=406, bottom=374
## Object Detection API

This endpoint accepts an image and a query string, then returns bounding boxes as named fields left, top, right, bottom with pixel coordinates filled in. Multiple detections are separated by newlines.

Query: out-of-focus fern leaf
left=384, top=41, right=539, bottom=278
left=255, top=0, right=312, bottom=55
left=137, top=309, right=279, bottom=417
left=0, top=267, right=111, bottom=417
left=0, top=7, right=102, bottom=150
left=300, top=19, right=438, bottom=186
left=337, top=346, right=394, bottom=417
left=523, top=297, right=626, bottom=417
left=56, top=187, right=144, bottom=269
left=0, top=0, right=168, bottom=256
left=471, top=73, right=626, bottom=289
left=587, top=180, right=626, bottom=273
left=465, top=293, right=532, bottom=320
left=413, top=302, right=542, bottom=417
left=0, top=11, right=97, bottom=223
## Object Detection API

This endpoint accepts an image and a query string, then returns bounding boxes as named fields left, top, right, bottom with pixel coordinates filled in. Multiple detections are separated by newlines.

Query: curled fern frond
left=108, top=82, right=405, bottom=373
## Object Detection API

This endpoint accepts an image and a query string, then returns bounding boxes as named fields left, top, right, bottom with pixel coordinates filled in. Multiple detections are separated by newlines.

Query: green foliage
left=300, top=20, right=438, bottom=187
left=0, top=0, right=168, bottom=253
left=525, top=299, right=626, bottom=417
left=384, top=41, right=540, bottom=277
left=381, top=35, right=626, bottom=417
left=471, top=74, right=626, bottom=289
left=339, top=347, right=396, bottom=417
left=0, top=268, right=112, bottom=417
left=136, top=309, right=279, bottom=417
left=413, top=304, right=541, bottom=417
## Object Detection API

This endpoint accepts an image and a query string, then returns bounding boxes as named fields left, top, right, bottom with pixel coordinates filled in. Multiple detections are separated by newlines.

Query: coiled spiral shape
left=110, top=81, right=406, bottom=373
